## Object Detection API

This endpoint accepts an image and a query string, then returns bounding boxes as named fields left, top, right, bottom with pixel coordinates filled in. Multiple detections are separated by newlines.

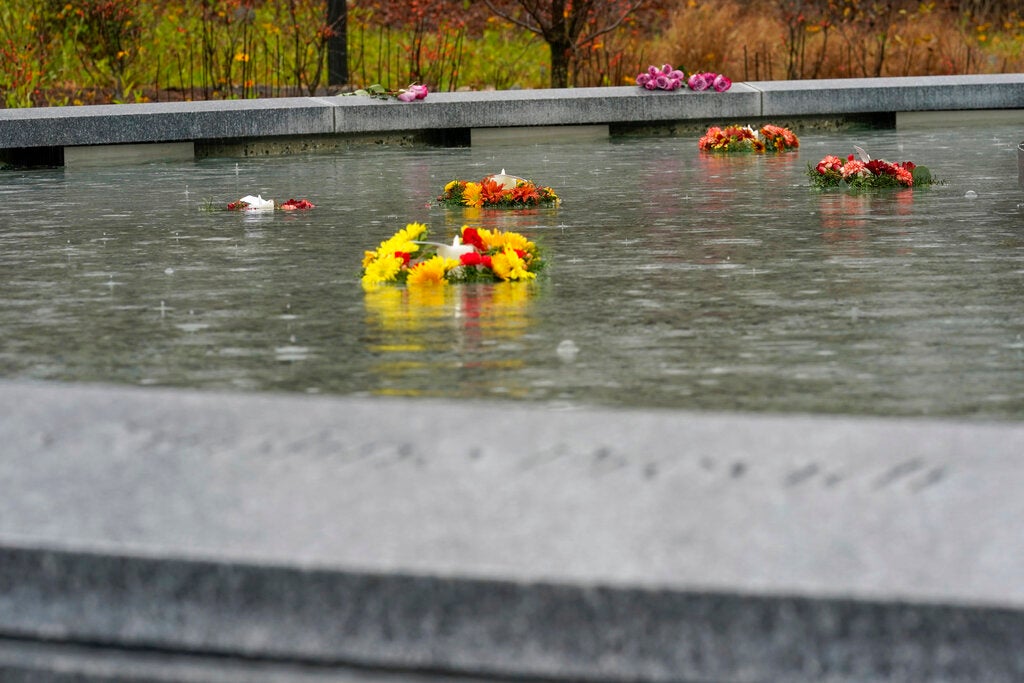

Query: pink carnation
left=841, top=160, right=867, bottom=178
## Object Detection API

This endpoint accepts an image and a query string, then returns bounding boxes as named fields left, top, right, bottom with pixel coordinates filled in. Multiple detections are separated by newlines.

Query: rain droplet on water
left=557, top=339, right=579, bottom=363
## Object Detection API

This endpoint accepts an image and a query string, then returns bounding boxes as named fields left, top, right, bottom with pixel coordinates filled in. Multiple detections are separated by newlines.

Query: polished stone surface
left=753, top=74, right=1024, bottom=115
left=2, top=74, right=1022, bottom=155
left=0, top=98, right=336, bottom=148
left=2, top=380, right=1023, bottom=681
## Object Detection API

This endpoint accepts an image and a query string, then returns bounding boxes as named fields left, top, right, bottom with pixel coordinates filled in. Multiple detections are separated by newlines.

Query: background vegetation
left=1, top=0, right=1021, bottom=108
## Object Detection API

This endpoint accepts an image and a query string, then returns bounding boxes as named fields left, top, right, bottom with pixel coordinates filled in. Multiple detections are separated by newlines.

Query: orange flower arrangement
left=438, top=170, right=559, bottom=209
left=698, top=124, right=799, bottom=153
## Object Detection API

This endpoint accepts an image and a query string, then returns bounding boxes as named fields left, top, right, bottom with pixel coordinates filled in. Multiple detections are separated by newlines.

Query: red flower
left=461, top=251, right=492, bottom=269
left=461, top=227, right=486, bottom=251
left=816, top=155, right=843, bottom=174
left=394, top=251, right=411, bottom=266
left=866, top=159, right=888, bottom=176
left=280, top=198, right=315, bottom=210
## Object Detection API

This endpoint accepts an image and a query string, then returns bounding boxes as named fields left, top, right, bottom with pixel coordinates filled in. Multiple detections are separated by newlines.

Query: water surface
left=2, top=125, right=1022, bottom=418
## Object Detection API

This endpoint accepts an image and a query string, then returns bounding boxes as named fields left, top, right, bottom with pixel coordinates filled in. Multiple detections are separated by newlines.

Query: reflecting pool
left=1, top=124, right=1023, bottom=418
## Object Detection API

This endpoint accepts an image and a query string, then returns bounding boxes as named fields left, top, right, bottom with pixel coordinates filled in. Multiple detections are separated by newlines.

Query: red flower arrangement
left=280, top=198, right=316, bottom=210
left=809, top=151, right=934, bottom=189
left=225, top=194, right=316, bottom=211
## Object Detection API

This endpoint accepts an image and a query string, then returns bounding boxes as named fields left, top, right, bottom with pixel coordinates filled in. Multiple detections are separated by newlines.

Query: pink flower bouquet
left=636, top=64, right=686, bottom=91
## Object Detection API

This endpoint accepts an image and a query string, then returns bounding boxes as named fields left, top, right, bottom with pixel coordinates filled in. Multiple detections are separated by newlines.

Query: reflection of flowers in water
left=362, top=283, right=536, bottom=398
left=818, top=189, right=915, bottom=256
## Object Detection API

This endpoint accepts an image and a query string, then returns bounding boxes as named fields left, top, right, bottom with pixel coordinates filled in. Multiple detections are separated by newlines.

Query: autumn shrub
left=348, top=1, right=548, bottom=90
left=57, top=0, right=143, bottom=99
left=648, top=0, right=1023, bottom=80
left=1, top=0, right=1022, bottom=107
left=0, top=0, right=72, bottom=106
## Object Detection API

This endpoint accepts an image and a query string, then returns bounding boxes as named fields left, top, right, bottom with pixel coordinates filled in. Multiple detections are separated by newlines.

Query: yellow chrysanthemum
left=462, top=182, right=483, bottom=208
left=471, top=227, right=534, bottom=254
left=490, top=246, right=535, bottom=281
left=362, top=250, right=378, bottom=268
left=474, top=227, right=501, bottom=250
left=444, top=180, right=461, bottom=193
left=376, top=222, right=427, bottom=257
left=495, top=230, right=534, bottom=252
left=361, top=252, right=405, bottom=287
left=406, top=255, right=459, bottom=286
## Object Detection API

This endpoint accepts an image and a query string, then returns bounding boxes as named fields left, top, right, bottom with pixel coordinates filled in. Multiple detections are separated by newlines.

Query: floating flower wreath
left=437, top=170, right=559, bottom=209
left=635, top=65, right=732, bottom=92
left=361, top=222, right=544, bottom=288
left=226, top=194, right=316, bottom=211
left=699, top=124, right=799, bottom=153
left=809, top=148, right=935, bottom=189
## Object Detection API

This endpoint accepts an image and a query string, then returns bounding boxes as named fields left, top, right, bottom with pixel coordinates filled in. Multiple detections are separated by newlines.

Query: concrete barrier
left=2, top=74, right=1023, bottom=166
left=1, top=380, right=1023, bottom=682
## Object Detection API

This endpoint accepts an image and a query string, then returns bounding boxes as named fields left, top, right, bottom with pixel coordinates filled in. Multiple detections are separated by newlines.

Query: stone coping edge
left=1, top=74, right=1022, bottom=152
left=2, top=541, right=1023, bottom=682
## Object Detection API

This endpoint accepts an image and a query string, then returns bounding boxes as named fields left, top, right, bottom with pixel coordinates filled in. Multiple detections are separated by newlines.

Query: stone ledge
left=0, top=636, right=487, bottom=683
left=0, top=98, right=336, bottom=148
left=752, top=74, right=1024, bottom=115
left=2, top=74, right=1022, bottom=157
left=1, top=380, right=1023, bottom=681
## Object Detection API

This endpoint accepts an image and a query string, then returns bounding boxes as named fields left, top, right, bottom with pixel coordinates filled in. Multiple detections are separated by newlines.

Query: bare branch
left=482, top=0, right=541, bottom=35
left=575, top=0, right=648, bottom=48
